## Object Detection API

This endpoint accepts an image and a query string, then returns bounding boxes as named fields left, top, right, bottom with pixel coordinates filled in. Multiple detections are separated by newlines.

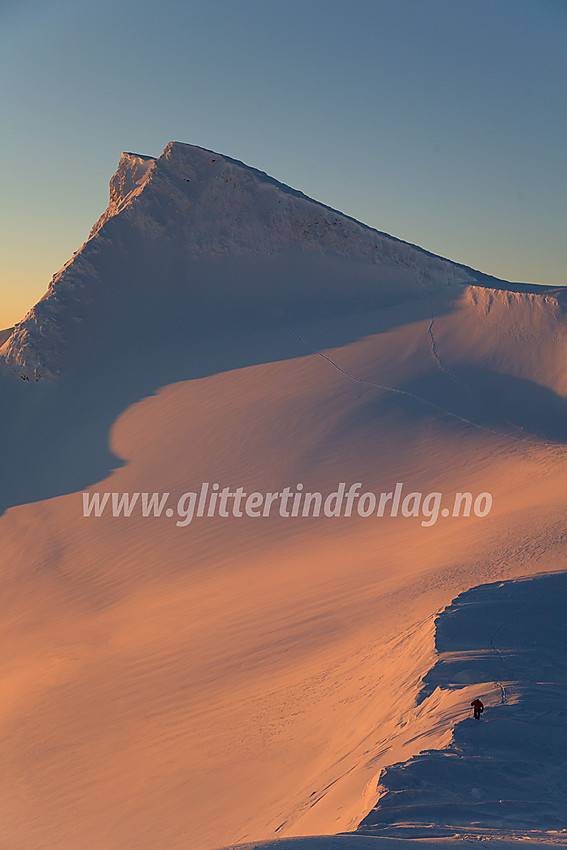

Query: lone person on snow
left=471, top=698, right=484, bottom=720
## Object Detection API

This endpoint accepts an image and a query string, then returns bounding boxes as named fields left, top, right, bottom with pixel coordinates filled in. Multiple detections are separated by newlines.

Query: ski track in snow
left=293, top=306, right=549, bottom=450
left=4, top=141, right=567, bottom=850
left=488, top=592, right=542, bottom=709
left=226, top=576, right=567, bottom=849
left=489, top=623, right=509, bottom=705
left=291, top=326, right=503, bottom=437
left=356, top=572, right=567, bottom=838
left=427, top=302, right=531, bottom=440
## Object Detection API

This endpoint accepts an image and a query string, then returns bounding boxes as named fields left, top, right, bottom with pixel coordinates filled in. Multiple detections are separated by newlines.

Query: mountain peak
left=2, top=141, right=482, bottom=381
left=89, top=151, right=156, bottom=238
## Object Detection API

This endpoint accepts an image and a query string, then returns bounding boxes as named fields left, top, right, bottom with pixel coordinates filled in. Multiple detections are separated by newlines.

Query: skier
left=471, top=698, right=484, bottom=720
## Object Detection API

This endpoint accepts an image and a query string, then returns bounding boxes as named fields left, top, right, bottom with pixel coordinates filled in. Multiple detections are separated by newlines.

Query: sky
left=1, top=0, right=566, bottom=329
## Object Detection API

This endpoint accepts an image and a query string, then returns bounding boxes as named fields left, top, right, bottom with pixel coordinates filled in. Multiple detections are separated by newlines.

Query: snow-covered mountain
left=1, top=143, right=567, bottom=850
left=2, top=141, right=486, bottom=380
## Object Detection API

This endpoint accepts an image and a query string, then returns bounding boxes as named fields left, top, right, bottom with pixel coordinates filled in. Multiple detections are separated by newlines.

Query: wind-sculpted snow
left=89, top=151, right=156, bottom=238
left=1, top=141, right=480, bottom=380
left=4, top=143, right=567, bottom=850
left=358, top=572, right=567, bottom=835
left=217, top=577, right=567, bottom=850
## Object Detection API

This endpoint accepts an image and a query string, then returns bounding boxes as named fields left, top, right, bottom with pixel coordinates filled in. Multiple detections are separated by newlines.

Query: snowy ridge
left=0, top=327, right=13, bottom=348
left=0, top=250, right=104, bottom=380
left=219, top=575, right=567, bottom=849
left=0, top=141, right=483, bottom=380
left=4, top=143, right=567, bottom=850
left=357, top=572, right=567, bottom=835
left=89, top=151, right=156, bottom=238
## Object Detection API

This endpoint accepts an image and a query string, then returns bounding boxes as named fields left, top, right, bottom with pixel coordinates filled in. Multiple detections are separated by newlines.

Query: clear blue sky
left=1, top=0, right=566, bottom=328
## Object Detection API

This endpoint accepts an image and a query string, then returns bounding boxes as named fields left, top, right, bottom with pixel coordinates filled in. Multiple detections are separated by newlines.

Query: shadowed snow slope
left=2, top=140, right=484, bottom=381
left=219, top=575, right=567, bottom=850
left=220, top=831, right=564, bottom=850
left=358, top=571, right=567, bottom=834
left=1, top=143, right=567, bottom=850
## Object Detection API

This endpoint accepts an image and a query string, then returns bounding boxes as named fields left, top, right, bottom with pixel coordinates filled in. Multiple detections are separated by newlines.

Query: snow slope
left=225, top=573, right=567, bottom=848
left=1, top=143, right=567, bottom=850
left=220, top=831, right=565, bottom=850
left=359, top=571, right=567, bottom=834
left=1, top=141, right=481, bottom=381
